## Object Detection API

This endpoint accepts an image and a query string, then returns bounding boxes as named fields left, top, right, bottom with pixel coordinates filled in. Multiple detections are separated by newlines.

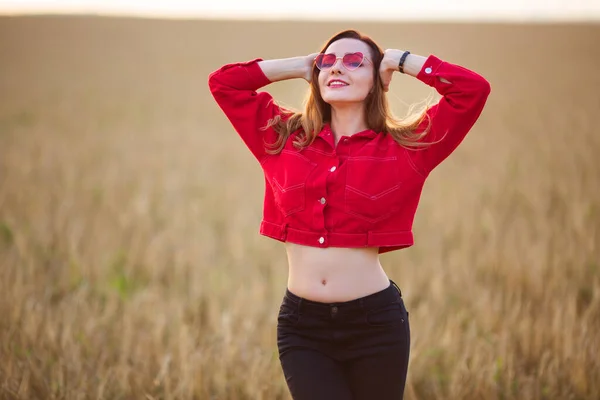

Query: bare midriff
left=284, top=242, right=391, bottom=303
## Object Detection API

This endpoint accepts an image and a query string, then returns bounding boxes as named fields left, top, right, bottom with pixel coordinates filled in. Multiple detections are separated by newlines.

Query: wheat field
left=0, top=16, right=599, bottom=399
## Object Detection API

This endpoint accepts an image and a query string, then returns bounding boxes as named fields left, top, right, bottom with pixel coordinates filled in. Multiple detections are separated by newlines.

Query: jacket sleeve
left=208, top=58, right=284, bottom=163
left=409, top=55, right=491, bottom=175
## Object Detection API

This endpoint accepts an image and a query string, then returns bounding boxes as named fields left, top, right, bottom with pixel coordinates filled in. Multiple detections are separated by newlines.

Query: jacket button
left=330, top=166, right=336, bottom=172
left=319, top=197, right=326, bottom=205
left=318, top=237, right=325, bottom=244
left=425, top=67, right=432, bottom=74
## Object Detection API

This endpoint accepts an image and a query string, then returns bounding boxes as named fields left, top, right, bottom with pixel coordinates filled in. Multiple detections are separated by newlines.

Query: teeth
left=329, top=81, right=348, bottom=87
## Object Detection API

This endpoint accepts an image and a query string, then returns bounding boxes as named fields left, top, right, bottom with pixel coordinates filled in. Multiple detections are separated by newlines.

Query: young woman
left=208, top=29, right=490, bottom=400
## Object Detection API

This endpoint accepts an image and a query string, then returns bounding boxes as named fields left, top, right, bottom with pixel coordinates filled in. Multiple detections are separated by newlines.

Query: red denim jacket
left=208, top=55, right=490, bottom=254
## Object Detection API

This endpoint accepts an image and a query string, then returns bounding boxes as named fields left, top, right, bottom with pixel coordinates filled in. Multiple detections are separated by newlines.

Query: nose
left=329, top=58, right=344, bottom=74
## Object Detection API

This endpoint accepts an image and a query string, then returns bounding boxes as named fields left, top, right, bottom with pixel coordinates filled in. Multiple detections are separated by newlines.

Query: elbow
left=471, top=77, right=491, bottom=109
left=464, top=71, right=491, bottom=103
left=208, top=69, right=228, bottom=97
left=476, top=75, right=491, bottom=100
left=481, top=78, right=491, bottom=98
left=207, top=71, right=220, bottom=95
left=472, top=78, right=491, bottom=119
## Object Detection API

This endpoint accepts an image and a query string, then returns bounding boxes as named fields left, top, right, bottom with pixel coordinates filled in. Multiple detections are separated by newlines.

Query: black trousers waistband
left=284, top=279, right=402, bottom=315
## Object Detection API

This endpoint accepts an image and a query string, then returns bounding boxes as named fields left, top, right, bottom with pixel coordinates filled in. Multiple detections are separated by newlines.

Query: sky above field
left=0, top=0, right=599, bottom=21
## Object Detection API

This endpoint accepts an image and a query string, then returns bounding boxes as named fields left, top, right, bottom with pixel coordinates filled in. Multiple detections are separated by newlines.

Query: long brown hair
left=264, top=29, right=433, bottom=155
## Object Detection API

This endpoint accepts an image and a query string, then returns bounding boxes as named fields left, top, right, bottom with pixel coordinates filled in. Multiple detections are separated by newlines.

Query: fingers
left=380, top=75, right=392, bottom=92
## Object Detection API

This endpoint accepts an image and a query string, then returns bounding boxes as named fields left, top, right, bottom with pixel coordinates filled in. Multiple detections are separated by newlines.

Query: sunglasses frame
left=314, top=52, right=372, bottom=71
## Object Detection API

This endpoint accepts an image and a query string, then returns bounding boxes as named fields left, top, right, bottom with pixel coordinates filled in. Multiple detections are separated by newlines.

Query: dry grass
left=0, top=16, right=599, bottom=399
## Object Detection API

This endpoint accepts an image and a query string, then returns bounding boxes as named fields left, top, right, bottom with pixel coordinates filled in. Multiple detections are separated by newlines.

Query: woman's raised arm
left=208, top=55, right=314, bottom=163
left=380, top=50, right=491, bottom=175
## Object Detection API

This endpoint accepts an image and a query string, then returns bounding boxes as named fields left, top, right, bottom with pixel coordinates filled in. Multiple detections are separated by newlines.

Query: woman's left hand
left=379, top=49, right=403, bottom=92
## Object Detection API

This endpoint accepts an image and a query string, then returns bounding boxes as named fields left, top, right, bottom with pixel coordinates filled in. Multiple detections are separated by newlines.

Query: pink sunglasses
left=314, top=52, right=372, bottom=71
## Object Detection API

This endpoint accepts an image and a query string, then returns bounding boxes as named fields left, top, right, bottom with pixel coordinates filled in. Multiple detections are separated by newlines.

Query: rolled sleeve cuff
left=242, top=58, right=272, bottom=89
left=416, top=55, right=444, bottom=87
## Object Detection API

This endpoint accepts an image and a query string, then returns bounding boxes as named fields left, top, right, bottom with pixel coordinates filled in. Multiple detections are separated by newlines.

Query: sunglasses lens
left=343, top=53, right=364, bottom=70
left=315, top=54, right=336, bottom=70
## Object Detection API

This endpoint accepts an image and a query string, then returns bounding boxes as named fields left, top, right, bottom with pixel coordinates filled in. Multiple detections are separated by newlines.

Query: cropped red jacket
left=208, top=55, right=490, bottom=254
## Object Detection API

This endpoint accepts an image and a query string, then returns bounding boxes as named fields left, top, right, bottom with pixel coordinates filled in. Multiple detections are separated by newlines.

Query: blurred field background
left=0, top=16, right=599, bottom=399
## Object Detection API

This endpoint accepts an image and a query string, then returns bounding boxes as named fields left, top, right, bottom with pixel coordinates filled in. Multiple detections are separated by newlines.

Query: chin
left=322, top=93, right=364, bottom=104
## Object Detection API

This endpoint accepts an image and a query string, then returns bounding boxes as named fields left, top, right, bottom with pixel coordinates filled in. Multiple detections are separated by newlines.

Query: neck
left=329, top=103, right=368, bottom=141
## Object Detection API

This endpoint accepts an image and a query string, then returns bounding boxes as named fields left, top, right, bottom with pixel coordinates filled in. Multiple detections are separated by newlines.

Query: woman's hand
left=303, top=53, right=319, bottom=83
left=379, top=49, right=405, bottom=92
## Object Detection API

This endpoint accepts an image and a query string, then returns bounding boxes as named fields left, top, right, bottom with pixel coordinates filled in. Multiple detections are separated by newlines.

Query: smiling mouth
left=328, top=81, right=349, bottom=87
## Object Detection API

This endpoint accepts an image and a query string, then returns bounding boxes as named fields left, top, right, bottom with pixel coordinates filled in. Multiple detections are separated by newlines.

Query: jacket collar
left=318, top=123, right=379, bottom=140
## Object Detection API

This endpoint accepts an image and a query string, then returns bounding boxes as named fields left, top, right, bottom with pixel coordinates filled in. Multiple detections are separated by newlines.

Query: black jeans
left=277, top=280, right=410, bottom=400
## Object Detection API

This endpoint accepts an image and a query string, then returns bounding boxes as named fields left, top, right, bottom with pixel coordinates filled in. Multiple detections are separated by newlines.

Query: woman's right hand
left=303, top=53, right=319, bottom=83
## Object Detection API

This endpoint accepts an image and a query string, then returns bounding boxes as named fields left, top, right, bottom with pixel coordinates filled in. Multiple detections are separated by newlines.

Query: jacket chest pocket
left=270, top=150, right=317, bottom=216
left=344, top=156, right=401, bottom=223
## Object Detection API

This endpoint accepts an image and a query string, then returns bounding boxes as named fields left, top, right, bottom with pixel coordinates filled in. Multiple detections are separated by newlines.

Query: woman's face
left=317, top=38, right=375, bottom=106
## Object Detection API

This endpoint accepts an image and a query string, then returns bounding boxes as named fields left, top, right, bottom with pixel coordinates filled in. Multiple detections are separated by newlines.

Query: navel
left=321, top=279, right=327, bottom=286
